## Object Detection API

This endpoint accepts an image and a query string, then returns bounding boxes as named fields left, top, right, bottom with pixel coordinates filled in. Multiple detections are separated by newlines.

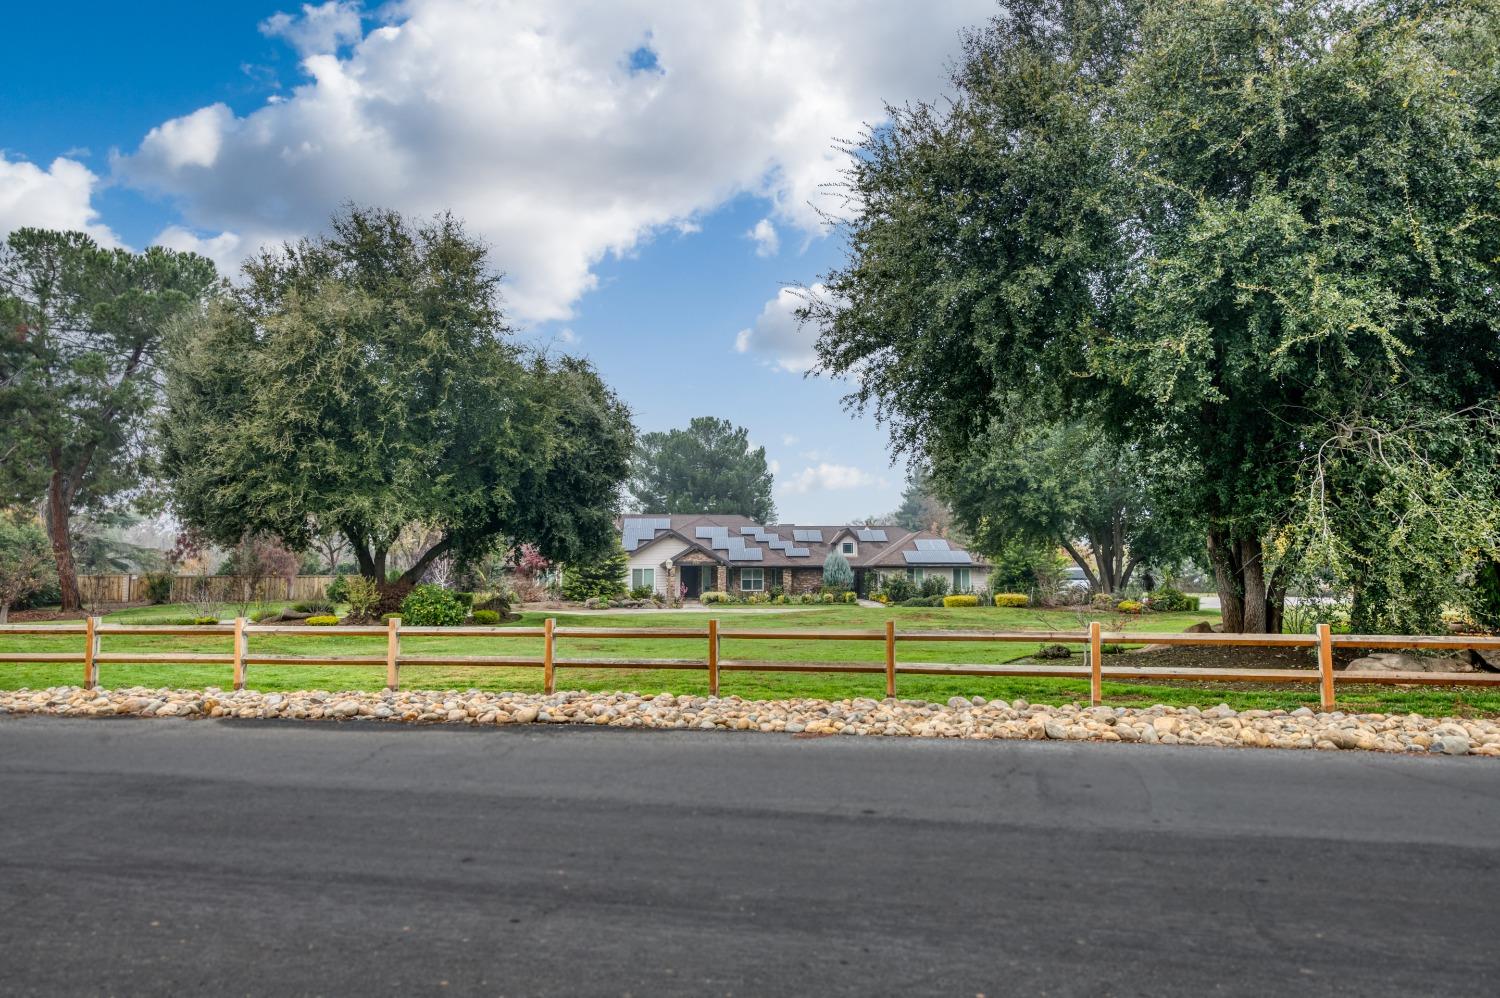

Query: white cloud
left=781, top=434, right=799, bottom=445
left=781, top=462, right=885, bottom=495
left=152, top=226, right=246, bottom=273
left=735, top=284, right=819, bottom=373
left=0, top=155, right=121, bottom=246
left=746, top=217, right=778, bottom=257
left=112, top=0, right=993, bottom=321
left=261, top=2, right=365, bottom=57
left=555, top=327, right=579, bottom=344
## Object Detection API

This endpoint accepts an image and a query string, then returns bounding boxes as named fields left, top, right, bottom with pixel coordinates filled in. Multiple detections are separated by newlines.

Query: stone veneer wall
left=786, top=568, right=824, bottom=595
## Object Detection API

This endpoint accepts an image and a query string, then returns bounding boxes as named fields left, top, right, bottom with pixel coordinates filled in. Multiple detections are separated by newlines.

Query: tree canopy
left=628, top=416, right=777, bottom=521
left=809, top=0, right=1500, bottom=631
left=0, top=228, right=219, bottom=610
left=159, top=206, right=635, bottom=606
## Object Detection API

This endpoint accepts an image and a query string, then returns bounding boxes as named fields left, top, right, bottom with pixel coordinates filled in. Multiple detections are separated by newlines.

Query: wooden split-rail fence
left=3, top=619, right=1500, bottom=710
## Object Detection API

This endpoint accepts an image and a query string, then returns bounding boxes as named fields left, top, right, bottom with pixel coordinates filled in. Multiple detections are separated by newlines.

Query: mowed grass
left=4, top=602, right=1499, bottom=716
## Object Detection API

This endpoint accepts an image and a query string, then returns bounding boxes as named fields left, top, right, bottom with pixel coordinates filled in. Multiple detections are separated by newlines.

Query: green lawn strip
left=8, top=602, right=1494, bottom=715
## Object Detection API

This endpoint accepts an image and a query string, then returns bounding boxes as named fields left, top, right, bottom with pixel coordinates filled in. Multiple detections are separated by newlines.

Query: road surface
left=1, top=718, right=1496, bottom=996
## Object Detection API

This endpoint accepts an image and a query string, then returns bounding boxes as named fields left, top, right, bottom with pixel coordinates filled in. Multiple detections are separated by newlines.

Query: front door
left=682, top=565, right=706, bottom=599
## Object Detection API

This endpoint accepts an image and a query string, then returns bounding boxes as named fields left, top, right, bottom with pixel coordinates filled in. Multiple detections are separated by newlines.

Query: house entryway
left=680, top=565, right=715, bottom=599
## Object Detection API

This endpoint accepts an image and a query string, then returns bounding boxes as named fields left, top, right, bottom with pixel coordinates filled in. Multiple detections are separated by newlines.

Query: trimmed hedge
left=305, top=615, right=339, bottom=626
left=1116, top=599, right=1145, bottom=614
left=994, top=593, right=1030, bottom=608
left=471, top=609, right=501, bottom=625
left=943, top=594, right=980, bottom=607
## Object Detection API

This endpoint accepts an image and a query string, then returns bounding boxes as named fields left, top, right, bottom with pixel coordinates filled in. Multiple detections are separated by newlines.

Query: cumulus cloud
left=261, top=2, right=365, bottom=57
left=112, top=0, right=993, bottom=321
left=780, top=462, right=886, bottom=495
left=735, top=285, right=819, bottom=373
left=746, top=217, right=778, bottom=257
left=0, top=155, right=121, bottom=246
left=152, top=226, right=247, bottom=274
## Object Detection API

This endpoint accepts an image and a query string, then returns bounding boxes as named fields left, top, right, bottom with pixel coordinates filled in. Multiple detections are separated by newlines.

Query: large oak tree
left=809, top=0, right=1500, bottom=631
left=159, top=206, right=634, bottom=608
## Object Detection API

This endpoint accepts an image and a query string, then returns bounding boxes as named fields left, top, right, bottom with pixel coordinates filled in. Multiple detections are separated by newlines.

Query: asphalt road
left=1, top=719, right=1497, bottom=997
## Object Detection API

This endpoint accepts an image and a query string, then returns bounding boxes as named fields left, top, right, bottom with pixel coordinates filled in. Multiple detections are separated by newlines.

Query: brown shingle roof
left=621, top=515, right=988, bottom=569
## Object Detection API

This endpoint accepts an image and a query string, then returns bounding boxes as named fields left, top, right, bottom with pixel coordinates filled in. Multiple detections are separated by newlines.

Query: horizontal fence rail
left=2, top=619, right=1499, bottom=709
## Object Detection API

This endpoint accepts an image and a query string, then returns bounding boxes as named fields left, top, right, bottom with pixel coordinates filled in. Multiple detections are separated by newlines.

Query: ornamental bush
left=1116, top=599, right=1145, bottom=614
left=994, top=593, right=1030, bottom=608
left=701, top=590, right=731, bottom=604
left=842, top=591, right=857, bottom=604
left=919, top=574, right=949, bottom=598
left=1146, top=587, right=1193, bottom=612
left=326, top=572, right=350, bottom=604
left=943, top=594, right=979, bottom=607
left=142, top=572, right=174, bottom=605
left=471, top=609, right=501, bottom=625
left=400, top=584, right=467, bottom=626
left=305, top=615, right=339, bottom=626
left=192, top=616, right=219, bottom=625
left=343, top=576, right=382, bottom=621
left=878, top=574, right=917, bottom=603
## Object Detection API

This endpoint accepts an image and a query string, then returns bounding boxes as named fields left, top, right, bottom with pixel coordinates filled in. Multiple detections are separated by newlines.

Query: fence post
left=232, top=617, right=247, bottom=690
left=885, top=619, right=896, bottom=699
left=386, top=616, right=401, bottom=691
left=1317, top=622, right=1335, bottom=712
left=708, top=618, right=720, bottom=697
left=543, top=617, right=556, bottom=695
left=1089, top=620, right=1102, bottom=706
left=83, top=615, right=100, bottom=689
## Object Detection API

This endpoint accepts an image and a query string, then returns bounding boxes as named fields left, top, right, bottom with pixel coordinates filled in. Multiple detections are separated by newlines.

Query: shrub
left=994, top=593, right=1030, bottom=608
left=560, top=548, right=629, bottom=602
left=798, top=592, right=818, bottom=604
left=879, top=574, right=917, bottom=603
left=1146, top=587, right=1194, bottom=612
left=192, top=616, right=219, bottom=625
left=142, top=572, right=174, bottom=605
left=326, top=572, right=350, bottom=603
left=629, top=584, right=655, bottom=600
left=305, top=615, right=340, bottom=626
left=343, top=575, right=382, bottom=621
left=823, top=550, right=855, bottom=591
left=821, top=592, right=836, bottom=604
left=1091, top=592, right=1116, bottom=610
left=381, top=613, right=401, bottom=624
left=772, top=594, right=789, bottom=604
left=872, top=592, right=890, bottom=605
left=899, top=597, right=928, bottom=607
left=1035, top=643, right=1072, bottom=659
left=292, top=599, right=334, bottom=615
left=250, top=608, right=281, bottom=623
left=400, top=584, right=467, bottom=627
left=1116, top=599, right=1145, bottom=614
left=471, top=609, right=501, bottom=625
left=842, top=591, right=858, bottom=604
left=768, top=586, right=784, bottom=599
left=452, top=591, right=476, bottom=609
left=943, top=594, right=979, bottom=607
left=701, top=590, right=731, bottom=604
left=919, top=574, right=949, bottom=598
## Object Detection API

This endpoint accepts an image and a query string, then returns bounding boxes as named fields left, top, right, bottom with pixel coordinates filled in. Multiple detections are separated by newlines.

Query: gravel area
left=3, top=685, right=1497, bottom=757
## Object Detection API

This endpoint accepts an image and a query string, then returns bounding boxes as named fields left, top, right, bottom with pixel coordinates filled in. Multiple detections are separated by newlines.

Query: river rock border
left=1, top=686, right=1496, bottom=757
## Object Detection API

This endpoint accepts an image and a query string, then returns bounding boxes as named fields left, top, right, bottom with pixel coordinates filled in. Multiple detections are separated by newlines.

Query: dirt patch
left=8, top=603, right=146, bottom=622
left=1106, top=645, right=1324, bottom=672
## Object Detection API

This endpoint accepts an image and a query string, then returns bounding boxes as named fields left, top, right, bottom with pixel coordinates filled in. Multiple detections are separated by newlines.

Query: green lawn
left=4, top=602, right=1498, bottom=716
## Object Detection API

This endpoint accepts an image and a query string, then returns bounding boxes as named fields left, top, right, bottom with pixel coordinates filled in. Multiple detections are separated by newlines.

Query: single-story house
left=620, top=514, right=991, bottom=599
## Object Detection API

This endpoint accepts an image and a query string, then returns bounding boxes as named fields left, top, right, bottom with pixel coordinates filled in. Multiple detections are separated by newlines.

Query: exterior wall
left=625, top=536, right=689, bottom=596
left=786, top=568, right=824, bottom=595
left=872, top=566, right=990, bottom=593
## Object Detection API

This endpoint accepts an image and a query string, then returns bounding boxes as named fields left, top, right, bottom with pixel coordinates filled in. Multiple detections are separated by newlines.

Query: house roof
left=620, top=514, right=989, bottom=569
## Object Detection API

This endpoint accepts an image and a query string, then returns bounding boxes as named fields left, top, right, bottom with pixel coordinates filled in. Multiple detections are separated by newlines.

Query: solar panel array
left=904, top=549, right=972, bottom=565
left=786, top=547, right=811, bottom=557
left=856, top=528, right=888, bottom=542
left=621, top=516, right=671, bottom=551
left=727, top=548, right=763, bottom=562
left=793, top=529, right=823, bottom=543
left=914, top=538, right=951, bottom=551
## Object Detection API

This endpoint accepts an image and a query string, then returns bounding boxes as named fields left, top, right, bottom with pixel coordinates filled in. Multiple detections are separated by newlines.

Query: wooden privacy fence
left=76, top=575, right=337, bottom=604
left=3, top=620, right=1500, bottom=710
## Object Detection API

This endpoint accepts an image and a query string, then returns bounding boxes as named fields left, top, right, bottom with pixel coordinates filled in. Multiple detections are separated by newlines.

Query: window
left=739, top=567, right=764, bottom=591
left=841, top=541, right=855, bottom=554
left=907, top=567, right=924, bottom=582
left=953, top=568, right=971, bottom=592
left=631, top=568, right=654, bottom=591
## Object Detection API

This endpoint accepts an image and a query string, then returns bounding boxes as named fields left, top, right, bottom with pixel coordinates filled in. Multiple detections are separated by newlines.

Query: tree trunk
left=0, top=603, right=9, bottom=624
left=1206, top=529, right=1283, bottom=633
left=44, top=469, right=80, bottom=613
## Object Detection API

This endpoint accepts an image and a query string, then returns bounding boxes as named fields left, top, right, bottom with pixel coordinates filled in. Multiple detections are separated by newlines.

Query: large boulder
left=1470, top=647, right=1500, bottom=673
left=1345, top=653, right=1476, bottom=674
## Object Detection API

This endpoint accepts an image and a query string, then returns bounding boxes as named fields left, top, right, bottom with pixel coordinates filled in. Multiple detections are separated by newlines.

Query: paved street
left=1, top=718, right=1497, bottom=996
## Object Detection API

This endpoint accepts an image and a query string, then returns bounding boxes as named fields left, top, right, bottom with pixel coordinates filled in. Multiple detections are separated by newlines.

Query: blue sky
left=2, top=1, right=997, bottom=522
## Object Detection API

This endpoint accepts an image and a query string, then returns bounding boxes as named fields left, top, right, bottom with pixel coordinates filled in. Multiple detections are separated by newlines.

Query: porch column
left=781, top=569, right=792, bottom=593
left=716, top=565, right=727, bottom=593
left=665, top=564, right=677, bottom=601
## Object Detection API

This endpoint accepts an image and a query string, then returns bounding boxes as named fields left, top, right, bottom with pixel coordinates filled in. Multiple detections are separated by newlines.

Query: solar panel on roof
left=696, top=526, right=730, bottom=539
left=914, top=538, right=951, bottom=551
left=904, top=550, right=972, bottom=565
left=727, top=548, right=763, bottom=561
left=857, top=528, right=888, bottom=542
left=793, top=529, right=823, bottom=543
left=624, top=516, right=670, bottom=529
left=767, top=538, right=790, bottom=551
left=786, top=547, right=811, bottom=557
